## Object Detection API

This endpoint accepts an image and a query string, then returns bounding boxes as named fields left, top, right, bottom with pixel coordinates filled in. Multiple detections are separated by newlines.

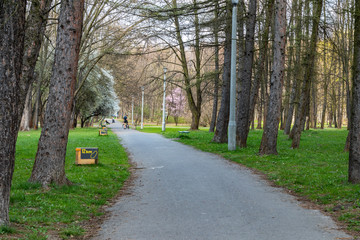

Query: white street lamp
left=141, top=86, right=144, bottom=130
left=162, top=67, right=167, bottom=132
left=228, top=0, right=238, bottom=151
left=131, top=96, right=134, bottom=125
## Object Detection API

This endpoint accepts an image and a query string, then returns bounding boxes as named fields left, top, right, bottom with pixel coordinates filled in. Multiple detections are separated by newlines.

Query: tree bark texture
left=291, top=0, right=322, bottom=148
left=259, top=0, right=286, bottom=155
left=33, top=73, right=42, bottom=130
left=209, top=0, right=220, bottom=133
left=213, top=2, right=231, bottom=143
left=311, top=79, right=318, bottom=128
left=284, top=0, right=303, bottom=135
left=33, top=36, right=51, bottom=130
left=193, top=0, right=203, bottom=130
left=257, top=99, right=263, bottom=129
left=345, top=131, right=350, bottom=152
left=321, top=81, right=328, bottom=129
left=349, top=0, right=360, bottom=183
left=20, top=0, right=52, bottom=117
left=30, top=0, right=85, bottom=186
left=209, top=46, right=219, bottom=132
left=0, top=0, right=27, bottom=226
left=339, top=79, right=344, bottom=128
left=347, top=0, right=354, bottom=130
left=321, top=19, right=328, bottom=130
left=283, top=38, right=294, bottom=130
left=282, top=0, right=298, bottom=129
left=236, top=0, right=257, bottom=148
left=172, top=0, right=201, bottom=130
left=346, top=76, right=351, bottom=130
left=249, top=0, right=274, bottom=134
left=20, top=85, right=33, bottom=131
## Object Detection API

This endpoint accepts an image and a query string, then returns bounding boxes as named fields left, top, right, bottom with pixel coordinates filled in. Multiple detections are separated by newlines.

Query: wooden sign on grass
left=75, top=147, right=99, bottom=165
left=99, top=127, right=108, bottom=135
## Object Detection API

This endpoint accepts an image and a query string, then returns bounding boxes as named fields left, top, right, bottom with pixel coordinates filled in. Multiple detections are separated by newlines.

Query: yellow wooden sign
left=75, top=147, right=99, bottom=165
left=99, top=128, right=108, bottom=135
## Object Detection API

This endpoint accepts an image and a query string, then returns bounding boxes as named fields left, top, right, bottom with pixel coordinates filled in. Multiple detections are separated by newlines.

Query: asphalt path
left=93, top=122, right=352, bottom=240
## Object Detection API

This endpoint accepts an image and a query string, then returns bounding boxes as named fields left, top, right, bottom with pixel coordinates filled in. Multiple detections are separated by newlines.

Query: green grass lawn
left=139, top=126, right=360, bottom=235
left=3, top=128, right=129, bottom=239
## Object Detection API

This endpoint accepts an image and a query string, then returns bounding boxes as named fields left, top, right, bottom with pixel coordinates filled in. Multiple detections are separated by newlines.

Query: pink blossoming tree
left=166, top=87, right=186, bottom=125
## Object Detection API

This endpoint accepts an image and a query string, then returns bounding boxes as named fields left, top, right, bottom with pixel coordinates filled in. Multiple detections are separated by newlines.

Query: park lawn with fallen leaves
left=140, top=126, right=360, bottom=237
left=1, top=127, right=129, bottom=240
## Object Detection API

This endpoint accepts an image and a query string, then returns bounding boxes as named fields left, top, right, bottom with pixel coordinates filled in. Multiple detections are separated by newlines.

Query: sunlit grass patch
left=4, top=128, right=130, bottom=239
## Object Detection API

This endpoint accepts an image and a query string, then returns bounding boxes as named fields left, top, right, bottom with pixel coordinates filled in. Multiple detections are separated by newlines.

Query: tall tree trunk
left=213, top=2, right=231, bottom=143
left=249, top=0, right=274, bottom=133
left=209, top=0, right=220, bottom=133
left=29, top=0, right=85, bottom=186
left=193, top=0, right=202, bottom=130
left=257, top=101, right=263, bottom=129
left=290, top=0, right=310, bottom=139
left=320, top=0, right=327, bottom=130
left=349, top=0, right=360, bottom=183
left=306, top=115, right=310, bottom=130
left=285, top=0, right=303, bottom=135
left=346, top=0, right=353, bottom=130
left=283, top=49, right=293, bottom=131
left=282, top=0, right=296, bottom=130
left=321, top=81, right=328, bottom=129
left=329, top=110, right=333, bottom=127
left=236, top=0, right=257, bottom=147
left=338, top=77, right=344, bottom=128
left=263, top=47, right=270, bottom=127
left=33, top=73, right=42, bottom=130
left=346, top=70, right=352, bottom=130
left=344, top=0, right=353, bottom=151
left=291, top=0, right=322, bottom=148
left=20, top=0, right=52, bottom=127
left=259, top=0, right=286, bottom=155
left=251, top=116, right=255, bottom=129
left=172, top=0, right=201, bottom=130
left=285, top=73, right=301, bottom=134
left=34, top=35, right=51, bottom=130
left=0, top=0, right=27, bottom=226
left=311, top=79, right=318, bottom=128
left=333, top=86, right=338, bottom=128
left=20, top=85, right=33, bottom=131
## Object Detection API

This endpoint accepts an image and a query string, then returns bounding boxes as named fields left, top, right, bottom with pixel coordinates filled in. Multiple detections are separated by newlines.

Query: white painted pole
left=141, top=86, right=144, bottom=129
left=228, top=0, right=238, bottom=151
left=131, top=97, right=134, bottom=125
left=162, top=67, right=167, bottom=132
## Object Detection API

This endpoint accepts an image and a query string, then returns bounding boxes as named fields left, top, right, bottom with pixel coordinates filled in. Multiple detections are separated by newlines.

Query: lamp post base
left=228, top=120, right=236, bottom=150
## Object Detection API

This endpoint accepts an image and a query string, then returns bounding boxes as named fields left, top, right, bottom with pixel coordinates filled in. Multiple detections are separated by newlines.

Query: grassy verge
left=3, top=128, right=129, bottom=239
left=139, top=126, right=360, bottom=235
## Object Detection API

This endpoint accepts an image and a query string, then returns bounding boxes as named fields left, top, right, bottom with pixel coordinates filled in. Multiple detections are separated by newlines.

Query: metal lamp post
left=131, top=96, right=134, bottom=125
left=141, top=86, right=144, bottom=130
left=162, top=67, right=167, bottom=132
left=228, top=0, right=238, bottom=151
